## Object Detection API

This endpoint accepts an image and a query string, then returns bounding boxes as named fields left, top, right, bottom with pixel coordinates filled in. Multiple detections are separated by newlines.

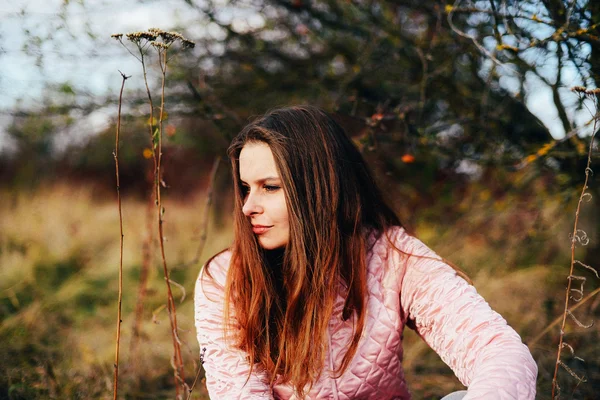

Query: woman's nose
left=242, top=192, right=263, bottom=216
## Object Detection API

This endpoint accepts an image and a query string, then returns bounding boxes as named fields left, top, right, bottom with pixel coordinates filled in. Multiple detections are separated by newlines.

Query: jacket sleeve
left=194, top=252, right=274, bottom=399
left=398, top=231, right=538, bottom=399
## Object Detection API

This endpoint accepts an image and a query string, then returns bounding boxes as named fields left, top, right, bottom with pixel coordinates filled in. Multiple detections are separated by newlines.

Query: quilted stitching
left=194, top=227, right=538, bottom=399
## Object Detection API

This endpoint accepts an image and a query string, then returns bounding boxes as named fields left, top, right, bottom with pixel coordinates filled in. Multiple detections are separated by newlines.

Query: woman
left=194, top=106, right=537, bottom=399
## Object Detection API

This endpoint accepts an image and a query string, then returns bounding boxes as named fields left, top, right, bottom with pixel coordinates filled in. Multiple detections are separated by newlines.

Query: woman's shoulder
left=368, top=225, right=413, bottom=254
left=372, top=225, right=439, bottom=257
left=199, top=248, right=233, bottom=286
left=367, top=225, right=443, bottom=277
left=206, top=248, right=233, bottom=268
left=365, top=226, right=411, bottom=276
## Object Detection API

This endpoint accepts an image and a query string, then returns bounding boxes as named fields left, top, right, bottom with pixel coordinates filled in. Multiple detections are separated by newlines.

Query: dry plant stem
left=139, top=46, right=158, bottom=183
left=111, top=30, right=196, bottom=398
left=137, top=41, right=185, bottom=397
left=530, top=286, right=600, bottom=347
left=113, top=71, right=129, bottom=400
left=551, top=118, right=598, bottom=399
left=186, top=365, right=204, bottom=400
left=155, top=47, right=186, bottom=396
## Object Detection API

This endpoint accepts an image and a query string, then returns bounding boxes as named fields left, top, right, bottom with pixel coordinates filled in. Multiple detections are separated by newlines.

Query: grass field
left=0, top=181, right=598, bottom=399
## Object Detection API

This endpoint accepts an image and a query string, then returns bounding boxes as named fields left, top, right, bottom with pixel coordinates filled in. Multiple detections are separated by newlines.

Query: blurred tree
left=169, top=0, right=597, bottom=173
left=2, top=0, right=598, bottom=185
left=5, top=111, right=58, bottom=186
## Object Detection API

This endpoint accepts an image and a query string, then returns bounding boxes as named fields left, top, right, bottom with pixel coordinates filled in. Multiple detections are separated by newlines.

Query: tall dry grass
left=0, top=184, right=231, bottom=399
left=0, top=175, right=597, bottom=398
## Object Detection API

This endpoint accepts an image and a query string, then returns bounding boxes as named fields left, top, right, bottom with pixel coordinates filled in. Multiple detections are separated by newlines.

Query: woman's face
left=239, top=142, right=290, bottom=250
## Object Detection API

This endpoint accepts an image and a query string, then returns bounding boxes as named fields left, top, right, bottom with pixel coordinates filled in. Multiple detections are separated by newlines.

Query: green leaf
left=59, top=83, right=75, bottom=95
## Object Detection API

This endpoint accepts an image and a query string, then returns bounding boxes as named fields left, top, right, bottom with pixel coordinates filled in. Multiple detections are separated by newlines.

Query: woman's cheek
left=277, top=193, right=289, bottom=223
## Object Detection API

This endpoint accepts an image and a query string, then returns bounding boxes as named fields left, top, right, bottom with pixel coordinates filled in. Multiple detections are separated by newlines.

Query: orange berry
left=166, top=124, right=176, bottom=137
left=401, top=154, right=415, bottom=163
left=371, top=113, right=384, bottom=121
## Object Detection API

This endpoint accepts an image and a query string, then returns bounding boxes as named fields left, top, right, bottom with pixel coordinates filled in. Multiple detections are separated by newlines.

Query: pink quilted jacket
left=194, top=227, right=538, bottom=399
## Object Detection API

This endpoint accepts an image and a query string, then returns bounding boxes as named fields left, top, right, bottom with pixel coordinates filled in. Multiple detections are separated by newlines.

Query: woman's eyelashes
left=241, top=183, right=281, bottom=195
left=264, top=184, right=281, bottom=192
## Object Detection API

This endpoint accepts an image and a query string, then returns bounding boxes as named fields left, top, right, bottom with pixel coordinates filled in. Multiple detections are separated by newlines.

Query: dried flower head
left=151, top=42, right=170, bottom=49
left=149, top=28, right=195, bottom=48
left=181, top=39, right=195, bottom=49
left=115, top=28, right=195, bottom=53
left=126, top=31, right=158, bottom=43
left=162, top=31, right=183, bottom=44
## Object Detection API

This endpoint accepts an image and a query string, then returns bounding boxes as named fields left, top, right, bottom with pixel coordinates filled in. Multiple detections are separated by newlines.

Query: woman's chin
left=258, top=237, right=287, bottom=250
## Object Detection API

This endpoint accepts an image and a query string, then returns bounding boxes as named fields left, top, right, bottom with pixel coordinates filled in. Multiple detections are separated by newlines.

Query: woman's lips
left=252, top=225, right=273, bottom=234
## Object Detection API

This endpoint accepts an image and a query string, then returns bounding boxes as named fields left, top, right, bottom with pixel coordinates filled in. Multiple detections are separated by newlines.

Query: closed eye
left=264, top=184, right=281, bottom=192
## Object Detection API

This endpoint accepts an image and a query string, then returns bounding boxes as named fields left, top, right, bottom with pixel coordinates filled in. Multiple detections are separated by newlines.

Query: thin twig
left=529, top=286, right=600, bottom=347
left=186, top=363, right=205, bottom=400
left=515, top=117, right=596, bottom=169
left=113, top=70, right=130, bottom=400
left=447, top=0, right=518, bottom=75
left=155, top=45, right=187, bottom=397
left=551, top=92, right=598, bottom=399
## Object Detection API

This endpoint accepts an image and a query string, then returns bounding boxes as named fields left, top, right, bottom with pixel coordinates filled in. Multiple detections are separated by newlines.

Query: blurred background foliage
left=1, top=0, right=599, bottom=399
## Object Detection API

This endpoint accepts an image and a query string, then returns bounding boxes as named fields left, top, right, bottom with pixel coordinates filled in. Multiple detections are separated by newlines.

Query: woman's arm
left=194, top=251, right=274, bottom=399
left=398, top=231, right=538, bottom=399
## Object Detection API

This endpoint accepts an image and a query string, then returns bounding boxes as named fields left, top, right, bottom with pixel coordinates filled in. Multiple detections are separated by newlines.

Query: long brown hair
left=218, top=105, right=402, bottom=396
